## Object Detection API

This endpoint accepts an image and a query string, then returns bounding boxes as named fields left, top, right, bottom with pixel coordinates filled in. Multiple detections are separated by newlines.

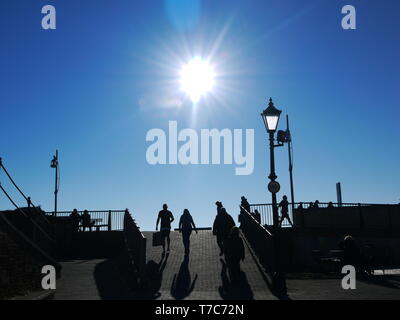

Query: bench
left=80, top=218, right=108, bottom=231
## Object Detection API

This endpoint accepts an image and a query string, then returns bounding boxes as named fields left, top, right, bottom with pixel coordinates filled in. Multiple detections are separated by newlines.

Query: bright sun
left=180, top=57, right=215, bottom=103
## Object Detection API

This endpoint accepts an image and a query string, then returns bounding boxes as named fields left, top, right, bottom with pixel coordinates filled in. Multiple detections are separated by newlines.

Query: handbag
left=152, top=231, right=164, bottom=247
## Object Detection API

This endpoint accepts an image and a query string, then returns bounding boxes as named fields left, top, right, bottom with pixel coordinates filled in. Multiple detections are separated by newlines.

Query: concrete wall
left=290, top=229, right=400, bottom=270
left=0, top=230, right=44, bottom=299
left=294, top=205, right=400, bottom=230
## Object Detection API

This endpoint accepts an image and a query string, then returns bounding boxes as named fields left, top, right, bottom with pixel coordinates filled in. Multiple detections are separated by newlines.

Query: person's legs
left=166, top=230, right=171, bottom=251
left=182, top=231, right=190, bottom=254
left=217, top=234, right=224, bottom=255
left=161, top=231, right=166, bottom=252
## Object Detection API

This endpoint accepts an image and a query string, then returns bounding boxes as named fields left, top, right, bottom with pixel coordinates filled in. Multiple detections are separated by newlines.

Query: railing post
left=107, top=210, right=112, bottom=231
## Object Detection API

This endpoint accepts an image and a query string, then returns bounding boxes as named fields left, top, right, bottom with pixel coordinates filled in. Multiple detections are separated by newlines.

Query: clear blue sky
left=1, top=0, right=399, bottom=230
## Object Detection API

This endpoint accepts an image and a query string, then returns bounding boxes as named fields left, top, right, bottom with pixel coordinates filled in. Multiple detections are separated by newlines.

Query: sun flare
left=180, top=57, right=215, bottom=103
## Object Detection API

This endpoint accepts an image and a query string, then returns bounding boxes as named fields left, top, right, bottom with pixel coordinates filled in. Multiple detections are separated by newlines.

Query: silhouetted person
left=338, top=235, right=365, bottom=273
left=215, top=201, right=223, bottom=215
left=278, top=195, right=293, bottom=226
left=254, top=209, right=261, bottom=224
left=69, top=209, right=81, bottom=232
left=224, top=226, right=245, bottom=282
left=213, top=207, right=236, bottom=256
left=239, top=196, right=250, bottom=227
left=308, top=202, right=314, bottom=209
left=81, top=210, right=95, bottom=232
left=313, top=200, right=320, bottom=209
left=241, top=196, right=250, bottom=213
left=179, top=209, right=198, bottom=255
left=156, top=204, right=174, bottom=253
left=327, top=201, right=334, bottom=209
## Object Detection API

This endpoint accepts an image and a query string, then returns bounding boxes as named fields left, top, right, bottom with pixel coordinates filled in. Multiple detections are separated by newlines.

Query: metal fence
left=249, top=202, right=376, bottom=227
left=123, top=210, right=146, bottom=286
left=46, top=210, right=125, bottom=231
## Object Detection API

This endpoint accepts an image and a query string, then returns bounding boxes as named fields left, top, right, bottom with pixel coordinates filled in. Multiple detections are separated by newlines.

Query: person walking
left=156, top=204, right=175, bottom=253
left=213, top=207, right=236, bottom=256
left=179, top=209, right=198, bottom=255
left=224, top=226, right=245, bottom=282
left=278, top=195, right=293, bottom=227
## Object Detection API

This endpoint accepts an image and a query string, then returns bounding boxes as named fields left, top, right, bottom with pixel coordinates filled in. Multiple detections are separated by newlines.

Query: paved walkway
left=141, top=230, right=275, bottom=300
left=53, top=230, right=276, bottom=300
left=52, top=230, right=400, bottom=300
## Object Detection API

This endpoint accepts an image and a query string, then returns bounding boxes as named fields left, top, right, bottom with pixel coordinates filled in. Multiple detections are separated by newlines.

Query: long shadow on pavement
left=141, top=252, right=170, bottom=299
left=170, top=255, right=198, bottom=299
left=94, top=259, right=137, bottom=300
left=218, top=259, right=254, bottom=300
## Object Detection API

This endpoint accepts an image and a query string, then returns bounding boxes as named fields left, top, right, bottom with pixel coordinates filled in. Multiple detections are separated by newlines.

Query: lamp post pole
left=268, top=131, right=279, bottom=230
left=261, top=98, right=287, bottom=295
left=51, top=150, right=59, bottom=217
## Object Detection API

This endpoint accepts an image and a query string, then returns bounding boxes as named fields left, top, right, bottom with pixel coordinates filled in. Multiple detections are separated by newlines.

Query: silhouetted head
left=255, top=209, right=259, bottom=214
left=183, top=209, right=190, bottom=215
left=163, top=204, right=168, bottom=210
left=241, top=196, right=247, bottom=201
left=315, top=200, right=320, bottom=204
left=230, top=226, right=240, bottom=237
left=283, top=195, right=288, bottom=200
left=83, top=210, right=88, bottom=214
left=215, top=201, right=222, bottom=207
left=73, top=209, right=78, bottom=213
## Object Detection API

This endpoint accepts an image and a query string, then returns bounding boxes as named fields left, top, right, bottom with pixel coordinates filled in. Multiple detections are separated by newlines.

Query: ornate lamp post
left=261, top=98, right=282, bottom=231
left=50, top=150, right=59, bottom=216
left=261, top=98, right=287, bottom=296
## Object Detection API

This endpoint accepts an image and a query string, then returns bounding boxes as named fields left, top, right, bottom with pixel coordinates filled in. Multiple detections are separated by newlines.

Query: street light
left=261, top=98, right=287, bottom=296
left=50, top=150, right=59, bottom=216
left=261, top=98, right=282, bottom=230
left=261, top=98, right=282, bottom=133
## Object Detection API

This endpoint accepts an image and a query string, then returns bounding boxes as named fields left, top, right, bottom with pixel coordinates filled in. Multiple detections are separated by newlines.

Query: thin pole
left=54, top=150, right=58, bottom=217
left=268, top=131, right=279, bottom=230
left=286, top=115, right=295, bottom=213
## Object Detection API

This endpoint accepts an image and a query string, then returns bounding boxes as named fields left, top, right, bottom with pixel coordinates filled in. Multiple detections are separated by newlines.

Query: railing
left=239, top=205, right=275, bottom=275
left=47, top=210, right=125, bottom=231
left=249, top=202, right=377, bottom=227
left=123, top=209, right=146, bottom=286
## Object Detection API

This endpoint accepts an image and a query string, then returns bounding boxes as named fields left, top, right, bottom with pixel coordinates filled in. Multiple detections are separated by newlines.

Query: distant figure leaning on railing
left=69, top=209, right=81, bottom=232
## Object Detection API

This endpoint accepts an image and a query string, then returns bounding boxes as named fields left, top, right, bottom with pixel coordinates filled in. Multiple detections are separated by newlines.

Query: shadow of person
left=94, top=259, right=136, bottom=300
left=170, top=255, right=198, bottom=299
left=218, top=259, right=254, bottom=300
left=143, top=252, right=170, bottom=299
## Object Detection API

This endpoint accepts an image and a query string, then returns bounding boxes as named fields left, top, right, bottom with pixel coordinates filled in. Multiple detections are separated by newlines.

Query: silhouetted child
left=313, top=200, right=320, bottom=209
left=254, top=209, right=261, bottom=224
left=213, top=207, right=236, bottom=256
left=327, top=202, right=334, bottom=209
left=69, top=209, right=81, bottom=232
left=240, top=196, right=250, bottom=213
left=81, top=210, right=95, bottom=232
left=156, top=204, right=175, bottom=253
left=179, top=209, right=198, bottom=255
left=224, top=226, right=245, bottom=282
left=278, top=195, right=293, bottom=226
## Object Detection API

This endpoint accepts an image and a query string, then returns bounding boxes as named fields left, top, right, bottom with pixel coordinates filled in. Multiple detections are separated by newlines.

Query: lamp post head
left=50, top=156, right=58, bottom=168
left=261, top=98, right=282, bottom=133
